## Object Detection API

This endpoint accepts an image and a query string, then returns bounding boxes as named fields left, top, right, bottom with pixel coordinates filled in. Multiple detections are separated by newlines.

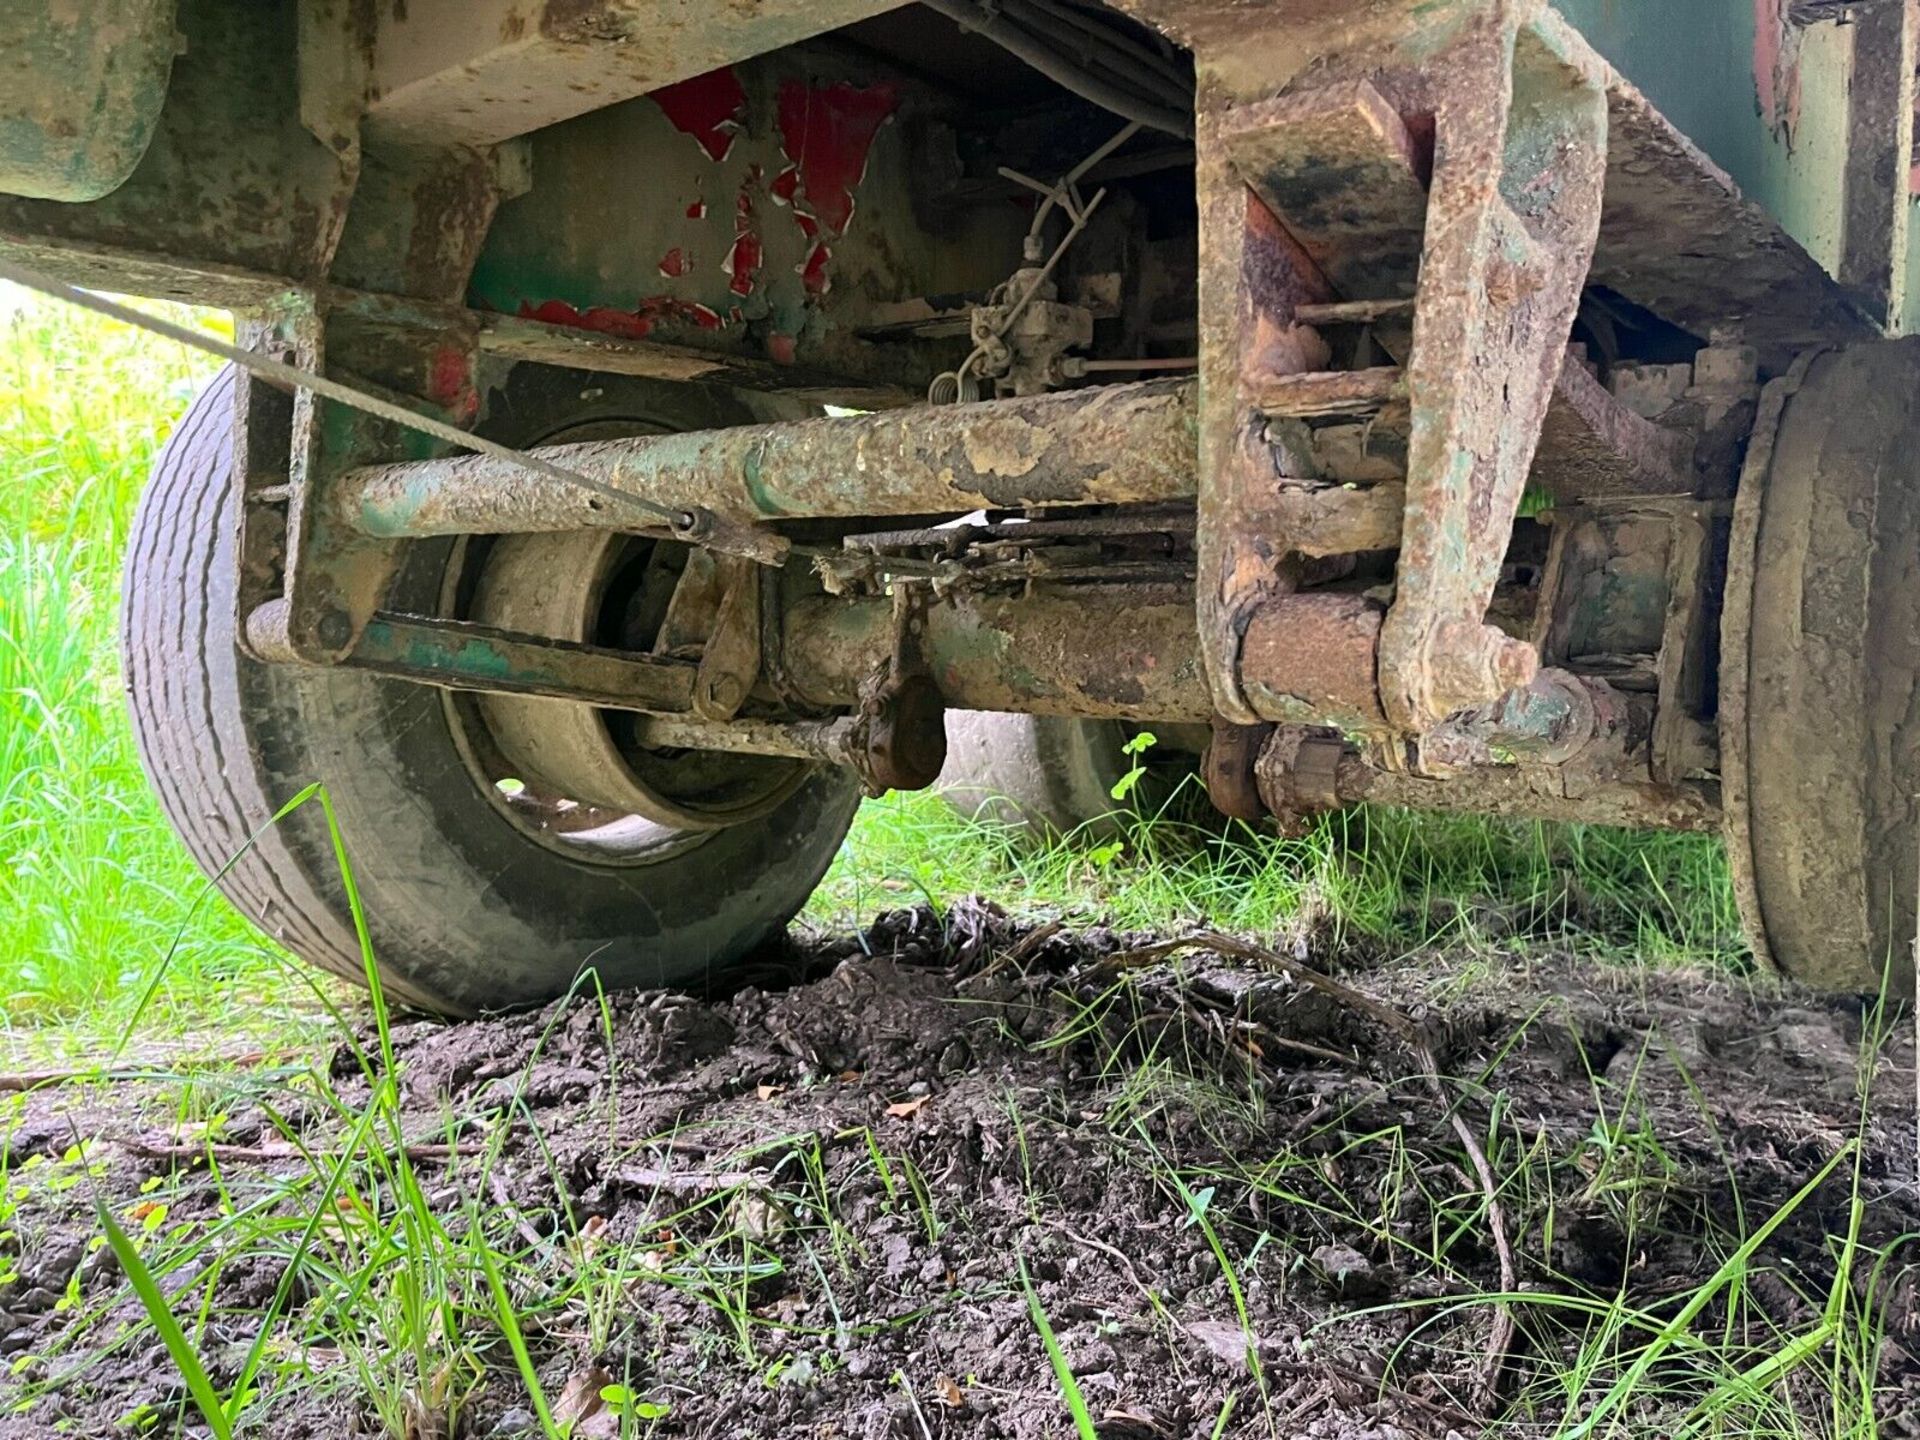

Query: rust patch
left=1239, top=592, right=1389, bottom=731
left=960, top=417, right=1051, bottom=481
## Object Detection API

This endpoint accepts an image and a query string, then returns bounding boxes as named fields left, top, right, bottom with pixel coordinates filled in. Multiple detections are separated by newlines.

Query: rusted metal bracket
left=1182, top=1, right=1608, bottom=739
left=859, top=584, right=949, bottom=794
left=1373, top=15, right=1609, bottom=734
left=692, top=556, right=764, bottom=721
left=278, top=305, right=470, bottom=662
left=1200, top=718, right=1272, bottom=822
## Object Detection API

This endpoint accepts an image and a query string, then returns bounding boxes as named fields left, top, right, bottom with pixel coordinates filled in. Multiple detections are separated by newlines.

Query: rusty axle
left=342, top=378, right=1201, bottom=535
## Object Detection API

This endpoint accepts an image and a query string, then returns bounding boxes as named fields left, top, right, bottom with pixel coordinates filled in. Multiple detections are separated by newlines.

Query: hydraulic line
left=918, top=0, right=1193, bottom=137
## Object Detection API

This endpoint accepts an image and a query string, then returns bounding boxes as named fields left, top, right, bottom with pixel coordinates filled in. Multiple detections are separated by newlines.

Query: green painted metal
left=347, top=612, right=701, bottom=713
left=465, top=46, right=1026, bottom=389
left=1552, top=0, right=1851, bottom=276
left=0, top=0, right=179, bottom=202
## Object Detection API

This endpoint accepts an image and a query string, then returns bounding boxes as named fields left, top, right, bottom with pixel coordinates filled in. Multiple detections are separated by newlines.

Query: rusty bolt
left=315, top=609, right=354, bottom=653
left=1488, top=632, right=1540, bottom=693
left=1253, top=725, right=1350, bottom=837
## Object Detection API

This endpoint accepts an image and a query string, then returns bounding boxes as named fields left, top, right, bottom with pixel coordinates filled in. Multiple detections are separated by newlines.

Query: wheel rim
left=438, top=414, right=813, bottom=864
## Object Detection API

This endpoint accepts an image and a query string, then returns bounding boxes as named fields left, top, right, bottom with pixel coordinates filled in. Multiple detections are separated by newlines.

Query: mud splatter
left=1751, top=0, right=1802, bottom=137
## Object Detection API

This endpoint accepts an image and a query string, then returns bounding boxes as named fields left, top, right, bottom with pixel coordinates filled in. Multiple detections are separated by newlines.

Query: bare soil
left=3, top=903, right=1916, bottom=1438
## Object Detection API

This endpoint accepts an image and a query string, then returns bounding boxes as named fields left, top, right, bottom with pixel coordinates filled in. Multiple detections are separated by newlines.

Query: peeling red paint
left=650, top=66, right=747, bottom=163
left=800, top=242, right=833, bottom=297
left=775, top=80, right=899, bottom=239
left=658, top=247, right=691, bottom=278
left=686, top=199, right=706, bottom=220
left=725, top=232, right=763, bottom=296
left=794, top=211, right=820, bottom=242
left=427, top=343, right=476, bottom=419
left=726, top=169, right=764, bottom=297
left=519, top=295, right=725, bottom=340
left=769, top=165, right=800, bottom=206
left=521, top=298, right=654, bottom=340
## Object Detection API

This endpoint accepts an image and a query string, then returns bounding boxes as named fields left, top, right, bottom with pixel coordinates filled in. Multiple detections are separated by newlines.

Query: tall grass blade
left=1563, top=1139, right=1855, bottom=1440
left=1018, top=1252, right=1097, bottom=1440
left=94, top=1195, right=235, bottom=1440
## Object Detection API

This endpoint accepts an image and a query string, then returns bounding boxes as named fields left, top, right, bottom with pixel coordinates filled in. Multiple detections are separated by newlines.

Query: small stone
left=490, top=1406, right=538, bottom=1436
left=27, top=1241, right=84, bottom=1291
left=1310, top=1243, right=1389, bottom=1298
left=1063, top=1338, right=1116, bottom=1376
left=11, top=1286, right=60, bottom=1316
left=80, top=1245, right=121, bottom=1285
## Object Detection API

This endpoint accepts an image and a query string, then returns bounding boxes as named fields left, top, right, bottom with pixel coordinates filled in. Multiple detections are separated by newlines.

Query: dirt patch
left=3, top=904, right=1916, bottom=1438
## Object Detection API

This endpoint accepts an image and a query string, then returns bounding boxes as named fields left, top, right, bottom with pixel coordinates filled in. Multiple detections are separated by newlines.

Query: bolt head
left=314, top=610, right=354, bottom=651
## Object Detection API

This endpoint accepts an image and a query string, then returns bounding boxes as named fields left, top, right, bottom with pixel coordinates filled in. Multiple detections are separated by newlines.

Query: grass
left=811, top=783, right=1742, bottom=971
left=1, top=802, right=1901, bottom=1437
left=0, top=285, right=281, bottom=1046
left=1018, top=959, right=1908, bottom=1440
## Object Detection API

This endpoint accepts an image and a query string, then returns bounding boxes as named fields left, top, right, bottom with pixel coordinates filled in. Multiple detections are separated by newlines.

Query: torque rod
left=0, top=257, right=789, bottom=566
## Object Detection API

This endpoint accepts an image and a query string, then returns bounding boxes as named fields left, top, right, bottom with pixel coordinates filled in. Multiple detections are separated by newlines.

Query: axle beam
left=343, top=379, right=1199, bottom=536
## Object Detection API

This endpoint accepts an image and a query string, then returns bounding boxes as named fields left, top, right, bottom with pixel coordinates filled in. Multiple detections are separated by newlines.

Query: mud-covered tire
left=122, top=368, right=860, bottom=1015
left=1723, top=340, right=1920, bottom=995
left=937, top=712, right=1187, bottom=839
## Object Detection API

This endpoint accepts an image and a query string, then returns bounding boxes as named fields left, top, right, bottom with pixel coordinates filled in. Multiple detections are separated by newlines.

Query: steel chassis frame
left=2, top=0, right=1908, bottom=836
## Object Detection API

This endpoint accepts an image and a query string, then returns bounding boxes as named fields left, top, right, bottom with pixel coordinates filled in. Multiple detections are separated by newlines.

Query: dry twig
left=0, top=1048, right=295, bottom=1092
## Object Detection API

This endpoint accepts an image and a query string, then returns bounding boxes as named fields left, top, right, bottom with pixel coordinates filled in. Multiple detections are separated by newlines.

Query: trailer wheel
left=937, top=713, right=1192, bottom=839
left=122, top=368, right=860, bottom=1015
left=1723, top=339, right=1920, bottom=994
